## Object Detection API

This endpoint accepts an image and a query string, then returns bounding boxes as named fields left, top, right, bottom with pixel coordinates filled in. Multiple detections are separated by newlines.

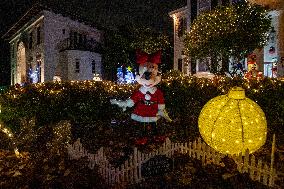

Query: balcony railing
left=58, top=38, right=102, bottom=53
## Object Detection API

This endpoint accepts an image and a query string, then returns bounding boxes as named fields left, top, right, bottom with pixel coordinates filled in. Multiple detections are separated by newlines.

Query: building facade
left=169, top=0, right=284, bottom=78
left=3, top=6, right=103, bottom=85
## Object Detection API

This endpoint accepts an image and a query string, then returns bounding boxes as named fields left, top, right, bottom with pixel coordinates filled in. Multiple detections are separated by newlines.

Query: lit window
left=75, top=59, right=80, bottom=73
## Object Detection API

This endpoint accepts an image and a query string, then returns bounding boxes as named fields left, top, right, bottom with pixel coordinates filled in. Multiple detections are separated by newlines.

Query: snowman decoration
left=110, top=50, right=172, bottom=145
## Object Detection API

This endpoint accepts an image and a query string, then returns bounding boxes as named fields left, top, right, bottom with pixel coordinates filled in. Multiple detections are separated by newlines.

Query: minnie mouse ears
left=136, top=49, right=162, bottom=64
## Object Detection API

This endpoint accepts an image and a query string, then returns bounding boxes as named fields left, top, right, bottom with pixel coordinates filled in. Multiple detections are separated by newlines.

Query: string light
left=0, top=74, right=282, bottom=158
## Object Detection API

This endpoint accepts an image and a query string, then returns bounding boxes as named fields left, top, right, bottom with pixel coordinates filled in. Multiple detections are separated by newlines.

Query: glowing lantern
left=198, top=87, right=267, bottom=155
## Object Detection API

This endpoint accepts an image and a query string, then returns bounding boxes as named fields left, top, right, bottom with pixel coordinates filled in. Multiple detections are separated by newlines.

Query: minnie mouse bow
left=136, top=49, right=162, bottom=64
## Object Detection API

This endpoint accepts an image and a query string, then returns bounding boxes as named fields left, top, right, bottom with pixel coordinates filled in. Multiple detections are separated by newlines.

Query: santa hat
left=136, top=49, right=162, bottom=64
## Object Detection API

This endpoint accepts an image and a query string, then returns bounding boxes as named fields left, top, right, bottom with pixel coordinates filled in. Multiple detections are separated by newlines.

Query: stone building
left=2, top=4, right=103, bottom=85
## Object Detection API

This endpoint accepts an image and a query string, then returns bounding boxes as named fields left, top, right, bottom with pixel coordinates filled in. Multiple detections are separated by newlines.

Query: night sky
left=0, top=0, right=186, bottom=85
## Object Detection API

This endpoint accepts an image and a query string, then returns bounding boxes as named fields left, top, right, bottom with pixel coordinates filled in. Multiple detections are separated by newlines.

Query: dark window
left=75, top=59, right=80, bottom=73
left=211, top=0, right=218, bottom=9
left=191, top=0, right=197, bottom=22
left=92, top=60, right=96, bottom=73
left=62, top=29, right=65, bottom=34
left=221, top=0, right=230, bottom=6
left=191, top=57, right=196, bottom=74
left=83, top=35, right=87, bottom=45
left=36, top=27, right=41, bottom=45
left=178, top=58, right=183, bottom=72
left=29, top=32, right=33, bottom=49
left=74, top=32, right=78, bottom=45
left=232, top=0, right=241, bottom=4
left=178, top=17, right=187, bottom=37
left=69, top=31, right=73, bottom=47
left=11, top=44, right=14, bottom=58
left=79, top=34, right=83, bottom=44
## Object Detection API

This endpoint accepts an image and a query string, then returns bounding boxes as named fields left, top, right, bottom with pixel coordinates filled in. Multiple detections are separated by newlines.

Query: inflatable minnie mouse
left=110, top=50, right=172, bottom=145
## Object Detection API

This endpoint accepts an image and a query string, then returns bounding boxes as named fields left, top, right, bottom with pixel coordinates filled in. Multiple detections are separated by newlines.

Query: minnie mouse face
left=136, top=62, right=161, bottom=88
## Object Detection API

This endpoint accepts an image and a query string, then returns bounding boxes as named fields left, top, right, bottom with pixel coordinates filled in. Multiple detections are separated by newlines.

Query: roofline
left=1, top=3, right=104, bottom=41
left=168, top=6, right=188, bottom=17
left=1, top=4, right=44, bottom=40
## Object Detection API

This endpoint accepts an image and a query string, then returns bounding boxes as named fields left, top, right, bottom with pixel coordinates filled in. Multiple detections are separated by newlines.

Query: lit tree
left=130, top=27, right=170, bottom=54
left=184, top=1, right=271, bottom=75
left=102, top=25, right=170, bottom=81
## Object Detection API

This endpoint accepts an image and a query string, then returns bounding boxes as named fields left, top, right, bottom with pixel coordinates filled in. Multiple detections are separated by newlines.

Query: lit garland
left=0, top=110, right=20, bottom=157
left=0, top=74, right=283, bottom=137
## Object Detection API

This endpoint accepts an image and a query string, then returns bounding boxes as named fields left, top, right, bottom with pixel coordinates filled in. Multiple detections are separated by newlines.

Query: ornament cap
left=228, top=87, right=245, bottom=100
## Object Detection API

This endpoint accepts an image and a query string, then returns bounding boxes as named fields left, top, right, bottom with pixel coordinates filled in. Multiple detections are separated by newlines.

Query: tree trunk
left=221, top=56, right=229, bottom=74
left=210, top=55, right=218, bottom=74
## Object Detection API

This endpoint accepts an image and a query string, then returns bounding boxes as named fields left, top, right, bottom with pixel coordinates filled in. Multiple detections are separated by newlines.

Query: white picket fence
left=67, top=137, right=278, bottom=188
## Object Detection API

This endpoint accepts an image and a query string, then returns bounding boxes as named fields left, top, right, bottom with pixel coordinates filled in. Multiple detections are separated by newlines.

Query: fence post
left=243, top=149, right=250, bottom=173
left=197, top=138, right=202, bottom=160
left=263, top=164, right=269, bottom=186
left=250, top=155, right=256, bottom=180
left=193, top=140, right=196, bottom=159
left=188, top=142, right=192, bottom=157
left=201, top=142, right=206, bottom=165
left=256, top=159, right=263, bottom=182
left=133, top=147, right=138, bottom=183
left=269, top=134, right=276, bottom=187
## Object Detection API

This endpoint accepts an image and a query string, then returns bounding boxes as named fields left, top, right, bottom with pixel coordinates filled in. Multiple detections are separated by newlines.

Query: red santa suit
left=129, top=86, right=165, bottom=122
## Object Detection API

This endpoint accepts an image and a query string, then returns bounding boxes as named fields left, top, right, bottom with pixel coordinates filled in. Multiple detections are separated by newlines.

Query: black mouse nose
left=144, top=71, right=151, bottom=80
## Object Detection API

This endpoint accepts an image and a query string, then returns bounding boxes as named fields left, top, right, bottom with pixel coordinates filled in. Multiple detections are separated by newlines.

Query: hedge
left=0, top=72, right=283, bottom=138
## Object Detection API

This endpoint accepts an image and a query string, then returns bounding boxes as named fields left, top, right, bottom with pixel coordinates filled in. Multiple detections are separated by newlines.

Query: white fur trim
left=139, top=86, right=157, bottom=94
left=158, top=104, right=165, bottom=110
left=131, top=114, right=157, bottom=122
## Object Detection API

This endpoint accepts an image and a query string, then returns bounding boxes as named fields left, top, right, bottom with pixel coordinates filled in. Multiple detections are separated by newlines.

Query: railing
left=58, top=38, right=102, bottom=53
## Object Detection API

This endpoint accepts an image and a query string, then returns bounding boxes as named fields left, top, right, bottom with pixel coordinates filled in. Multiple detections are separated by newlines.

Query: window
left=232, top=0, right=241, bottom=4
left=75, top=59, right=80, bottom=73
left=178, top=17, right=187, bottom=37
left=92, top=60, right=96, bottom=73
left=83, top=35, right=87, bottom=45
left=221, top=0, right=230, bottom=6
left=29, top=32, right=33, bottom=49
left=11, top=44, right=14, bottom=58
left=211, top=0, right=218, bottom=9
left=36, top=27, right=41, bottom=45
left=74, top=32, right=78, bottom=46
left=191, top=0, right=198, bottom=21
left=79, top=34, right=83, bottom=44
left=199, top=0, right=211, bottom=12
left=178, top=58, right=183, bottom=72
left=62, top=29, right=65, bottom=34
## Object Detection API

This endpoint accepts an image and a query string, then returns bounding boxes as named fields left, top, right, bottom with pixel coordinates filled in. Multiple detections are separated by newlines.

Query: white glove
left=110, top=99, right=134, bottom=112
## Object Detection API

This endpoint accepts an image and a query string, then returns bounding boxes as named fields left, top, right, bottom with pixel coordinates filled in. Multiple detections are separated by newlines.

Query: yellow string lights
left=0, top=117, right=20, bottom=158
left=198, top=86, right=267, bottom=155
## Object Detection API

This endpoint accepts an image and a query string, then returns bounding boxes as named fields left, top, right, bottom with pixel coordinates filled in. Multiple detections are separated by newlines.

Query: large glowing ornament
left=198, top=87, right=267, bottom=155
